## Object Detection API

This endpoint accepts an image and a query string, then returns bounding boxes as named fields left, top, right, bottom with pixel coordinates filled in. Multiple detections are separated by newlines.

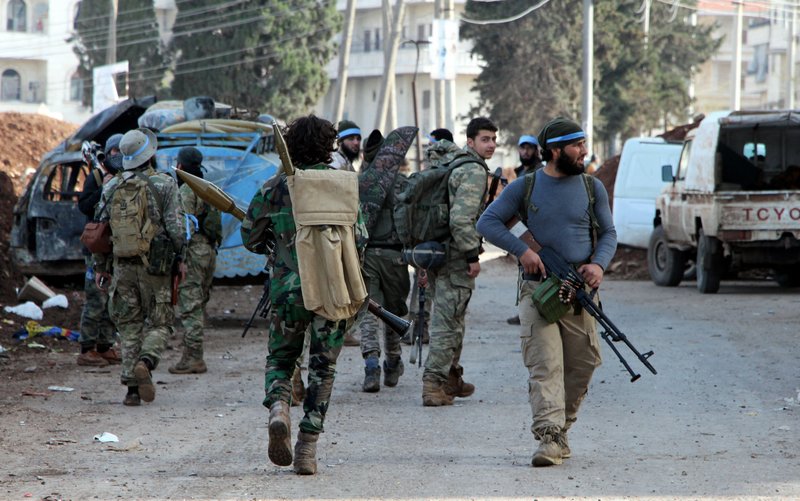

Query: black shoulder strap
left=518, top=170, right=538, bottom=225
left=581, top=174, right=599, bottom=248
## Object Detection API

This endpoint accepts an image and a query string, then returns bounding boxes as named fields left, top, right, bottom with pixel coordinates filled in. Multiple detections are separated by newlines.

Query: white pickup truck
left=647, top=110, right=800, bottom=293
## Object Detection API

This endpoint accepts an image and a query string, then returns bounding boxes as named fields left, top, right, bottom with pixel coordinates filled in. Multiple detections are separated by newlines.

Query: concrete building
left=313, top=0, right=514, bottom=167
left=0, top=0, right=90, bottom=123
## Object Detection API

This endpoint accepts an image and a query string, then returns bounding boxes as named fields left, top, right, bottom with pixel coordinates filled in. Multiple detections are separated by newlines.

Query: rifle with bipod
left=537, top=247, right=657, bottom=382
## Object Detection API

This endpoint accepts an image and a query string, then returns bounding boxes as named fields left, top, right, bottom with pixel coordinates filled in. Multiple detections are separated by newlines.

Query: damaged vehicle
left=11, top=96, right=279, bottom=279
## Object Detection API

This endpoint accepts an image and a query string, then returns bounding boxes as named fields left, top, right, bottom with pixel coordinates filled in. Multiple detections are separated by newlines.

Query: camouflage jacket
left=447, top=146, right=489, bottom=262
left=241, top=164, right=368, bottom=307
left=179, top=182, right=220, bottom=248
left=93, top=167, right=186, bottom=271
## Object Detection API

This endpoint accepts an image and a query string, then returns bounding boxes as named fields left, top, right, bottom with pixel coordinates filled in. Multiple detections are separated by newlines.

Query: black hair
left=284, top=115, right=337, bottom=166
left=466, top=117, right=497, bottom=140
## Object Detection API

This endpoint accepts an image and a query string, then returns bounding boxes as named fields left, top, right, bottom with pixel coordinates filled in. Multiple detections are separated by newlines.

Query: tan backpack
left=108, top=172, right=159, bottom=260
left=287, top=168, right=367, bottom=321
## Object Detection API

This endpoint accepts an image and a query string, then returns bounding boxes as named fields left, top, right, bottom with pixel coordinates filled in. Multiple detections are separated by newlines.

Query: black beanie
left=363, top=129, right=384, bottom=164
left=430, top=128, right=454, bottom=143
left=538, top=117, right=585, bottom=150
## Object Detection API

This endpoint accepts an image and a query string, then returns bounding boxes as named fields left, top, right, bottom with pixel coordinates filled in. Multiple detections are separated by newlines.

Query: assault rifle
left=81, top=141, right=105, bottom=173
left=408, top=270, right=426, bottom=367
left=242, top=269, right=271, bottom=338
left=402, top=242, right=446, bottom=366
left=537, top=247, right=657, bottom=382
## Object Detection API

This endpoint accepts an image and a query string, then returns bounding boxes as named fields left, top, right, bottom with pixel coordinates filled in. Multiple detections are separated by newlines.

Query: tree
left=461, top=0, right=720, bottom=146
left=168, top=0, right=341, bottom=119
left=70, top=0, right=166, bottom=108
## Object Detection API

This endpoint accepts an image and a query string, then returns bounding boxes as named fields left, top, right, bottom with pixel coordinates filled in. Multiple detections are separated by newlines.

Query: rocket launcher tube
left=175, top=169, right=246, bottom=221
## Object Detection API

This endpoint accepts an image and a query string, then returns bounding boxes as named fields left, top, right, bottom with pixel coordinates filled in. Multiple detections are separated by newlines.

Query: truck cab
left=648, top=110, right=800, bottom=292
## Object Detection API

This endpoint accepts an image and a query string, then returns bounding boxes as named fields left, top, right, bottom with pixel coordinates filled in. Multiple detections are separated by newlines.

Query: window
left=32, top=3, right=47, bottom=33
left=7, top=0, right=27, bottom=32
left=44, top=163, right=86, bottom=202
left=374, top=28, right=381, bottom=51
left=363, top=30, right=371, bottom=52
left=743, top=142, right=766, bottom=163
left=422, top=90, right=431, bottom=109
left=747, top=44, right=769, bottom=83
left=677, top=140, right=692, bottom=180
left=1, top=69, right=22, bottom=101
left=417, top=24, right=426, bottom=41
left=69, top=72, right=83, bottom=102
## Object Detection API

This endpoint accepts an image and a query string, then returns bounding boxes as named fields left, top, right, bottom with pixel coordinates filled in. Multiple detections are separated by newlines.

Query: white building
left=0, top=0, right=91, bottom=123
left=313, top=0, right=517, bottom=166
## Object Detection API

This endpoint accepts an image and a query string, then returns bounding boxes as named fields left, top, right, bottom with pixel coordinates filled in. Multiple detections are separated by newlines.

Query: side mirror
left=661, top=164, right=675, bottom=183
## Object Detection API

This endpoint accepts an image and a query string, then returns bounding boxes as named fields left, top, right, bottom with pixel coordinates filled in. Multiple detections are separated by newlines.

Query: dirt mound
left=0, top=113, right=81, bottom=344
left=0, top=112, right=78, bottom=197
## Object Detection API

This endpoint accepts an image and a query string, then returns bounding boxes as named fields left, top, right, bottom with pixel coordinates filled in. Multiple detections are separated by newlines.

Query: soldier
left=421, top=117, right=496, bottom=407
left=241, top=114, right=367, bottom=475
left=329, top=119, right=361, bottom=172
left=514, top=134, right=542, bottom=178
left=477, top=117, right=617, bottom=467
left=358, top=129, right=411, bottom=392
left=76, top=134, right=123, bottom=366
left=94, top=128, right=187, bottom=406
left=169, top=147, right=221, bottom=375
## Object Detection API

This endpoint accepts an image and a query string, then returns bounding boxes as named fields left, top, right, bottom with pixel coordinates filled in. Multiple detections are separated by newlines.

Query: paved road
left=1, top=256, right=798, bottom=500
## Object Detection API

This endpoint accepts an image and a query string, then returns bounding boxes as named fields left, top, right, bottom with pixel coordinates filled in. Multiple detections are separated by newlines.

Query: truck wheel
left=696, top=230, right=723, bottom=294
left=647, top=226, right=686, bottom=286
left=775, top=268, right=800, bottom=288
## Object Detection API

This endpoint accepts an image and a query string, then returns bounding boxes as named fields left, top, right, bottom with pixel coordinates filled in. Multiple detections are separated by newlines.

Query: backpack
left=108, top=172, right=160, bottom=259
left=518, top=171, right=600, bottom=247
left=393, top=153, right=476, bottom=247
left=197, top=203, right=222, bottom=246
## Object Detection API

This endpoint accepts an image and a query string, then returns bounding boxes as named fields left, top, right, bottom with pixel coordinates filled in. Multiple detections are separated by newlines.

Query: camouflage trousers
left=263, top=303, right=347, bottom=434
left=360, top=248, right=410, bottom=360
left=79, top=255, right=115, bottom=349
left=108, top=260, right=174, bottom=387
left=519, top=279, right=602, bottom=433
left=177, top=239, right=216, bottom=356
left=422, top=259, right=475, bottom=383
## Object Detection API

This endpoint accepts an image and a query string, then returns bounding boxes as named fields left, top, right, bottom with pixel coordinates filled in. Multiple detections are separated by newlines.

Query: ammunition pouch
left=530, top=276, right=570, bottom=324
left=146, top=233, right=176, bottom=276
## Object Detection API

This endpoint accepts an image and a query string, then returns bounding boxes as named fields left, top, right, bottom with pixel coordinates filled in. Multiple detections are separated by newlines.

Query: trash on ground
left=16, top=276, right=57, bottom=303
left=22, top=390, right=50, bottom=397
left=42, top=294, right=69, bottom=309
left=108, top=438, right=142, bottom=452
left=4, top=302, right=43, bottom=320
left=48, top=386, right=75, bottom=392
left=93, top=432, right=119, bottom=443
left=13, top=321, right=80, bottom=342
left=27, top=342, right=46, bottom=349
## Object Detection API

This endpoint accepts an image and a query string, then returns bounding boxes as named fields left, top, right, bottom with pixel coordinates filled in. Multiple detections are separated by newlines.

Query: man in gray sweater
left=476, top=117, right=616, bottom=467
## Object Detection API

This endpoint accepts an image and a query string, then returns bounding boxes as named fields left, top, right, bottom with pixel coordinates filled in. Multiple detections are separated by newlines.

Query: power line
left=460, top=0, right=552, bottom=25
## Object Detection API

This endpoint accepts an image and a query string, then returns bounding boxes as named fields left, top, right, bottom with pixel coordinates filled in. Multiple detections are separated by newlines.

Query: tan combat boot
left=444, top=366, right=475, bottom=398
left=422, top=379, right=454, bottom=407
left=168, top=351, right=207, bottom=374
left=532, top=426, right=563, bottom=467
left=268, top=401, right=293, bottom=466
left=293, top=431, right=319, bottom=475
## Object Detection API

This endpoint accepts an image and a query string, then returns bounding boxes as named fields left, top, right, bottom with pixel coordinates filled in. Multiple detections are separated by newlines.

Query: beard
left=555, top=150, right=585, bottom=176
left=341, top=144, right=360, bottom=162
left=519, top=154, right=539, bottom=168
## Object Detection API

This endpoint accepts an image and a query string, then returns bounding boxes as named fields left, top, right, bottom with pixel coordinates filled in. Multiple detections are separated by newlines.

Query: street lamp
left=401, top=39, right=430, bottom=172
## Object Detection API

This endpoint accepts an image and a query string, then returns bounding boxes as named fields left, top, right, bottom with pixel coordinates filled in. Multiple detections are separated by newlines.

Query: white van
left=613, top=137, right=683, bottom=248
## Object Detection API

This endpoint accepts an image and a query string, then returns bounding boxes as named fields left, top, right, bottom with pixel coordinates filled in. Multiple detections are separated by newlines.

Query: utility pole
left=375, top=0, right=405, bottom=131
left=382, top=0, right=398, bottom=130
left=642, top=0, right=651, bottom=48
left=106, top=0, right=118, bottom=65
left=434, top=0, right=446, bottom=129
left=444, top=0, right=455, bottom=132
left=333, top=0, right=356, bottom=123
left=788, top=4, right=797, bottom=109
left=582, top=0, right=593, bottom=157
left=402, top=39, right=430, bottom=171
left=732, top=0, right=743, bottom=111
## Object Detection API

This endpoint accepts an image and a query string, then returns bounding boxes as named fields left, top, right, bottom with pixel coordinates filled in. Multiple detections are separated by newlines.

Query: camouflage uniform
left=79, top=255, right=116, bottom=351
left=94, top=167, right=186, bottom=387
left=241, top=164, right=367, bottom=434
left=176, top=183, right=219, bottom=362
left=422, top=146, right=489, bottom=384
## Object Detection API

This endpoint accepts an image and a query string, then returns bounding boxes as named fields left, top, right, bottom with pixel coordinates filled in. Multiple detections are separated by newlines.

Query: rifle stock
left=536, top=247, right=657, bottom=382
left=242, top=272, right=271, bottom=338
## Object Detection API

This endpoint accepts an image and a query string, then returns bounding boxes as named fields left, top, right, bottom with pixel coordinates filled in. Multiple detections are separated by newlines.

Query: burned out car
left=10, top=96, right=280, bottom=279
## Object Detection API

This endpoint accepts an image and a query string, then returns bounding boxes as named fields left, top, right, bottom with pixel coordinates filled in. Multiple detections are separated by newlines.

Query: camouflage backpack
left=393, top=151, right=475, bottom=247
left=107, top=172, right=160, bottom=259
left=197, top=203, right=222, bottom=246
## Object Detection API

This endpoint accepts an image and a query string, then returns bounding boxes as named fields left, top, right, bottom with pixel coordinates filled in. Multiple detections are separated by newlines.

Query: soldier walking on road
left=477, top=117, right=617, bottom=466
left=93, top=128, right=187, bottom=406
left=77, top=134, right=123, bottom=367
left=421, top=117, right=495, bottom=407
left=241, top=115, right=368, bottom=475
left=169, top=147, right=221, bottom=375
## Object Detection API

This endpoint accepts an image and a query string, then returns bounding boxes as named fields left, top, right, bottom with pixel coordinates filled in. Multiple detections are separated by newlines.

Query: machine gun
left=402, top=241, right=447, bottom=366
left=537, top=247, right=657, bottom=382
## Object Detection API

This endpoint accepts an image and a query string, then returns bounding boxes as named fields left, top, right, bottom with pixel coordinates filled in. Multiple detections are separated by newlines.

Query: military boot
left=444, top=365, right=475, bottom=398
left=532, top=426, right=563, bottom=467
left=290, top=368, right=306, bottom=406
left=383, top=356, right=404, bottom=387
left=133, top=359, right=156, bottom=403
left=293, top=431, right=319, bottom=475
left=267, top=401, right=293, bottom=466
left=422, top=379, right=454, bottom=407
left=362, top=356, right=381, bottom=393
left=168, top=350, right=207, bottom=374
